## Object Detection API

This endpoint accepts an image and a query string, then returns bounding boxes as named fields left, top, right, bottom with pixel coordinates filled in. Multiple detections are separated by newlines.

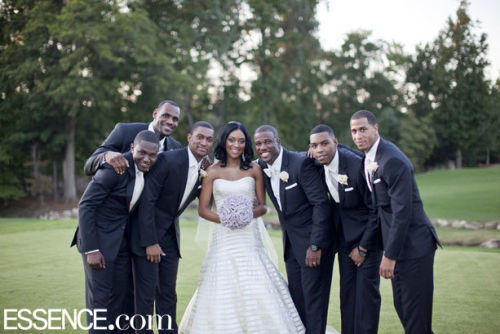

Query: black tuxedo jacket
left=370, top=137, right=440, bottom=260
left=135, top=148, right=201, bottom=257
left=316, top=146, right=378, bottom=251
left=71, top=152, right=138, bottom=261
left=84, top=122, right=182, bottom=176
left=258, top=149, right=332, bottom=262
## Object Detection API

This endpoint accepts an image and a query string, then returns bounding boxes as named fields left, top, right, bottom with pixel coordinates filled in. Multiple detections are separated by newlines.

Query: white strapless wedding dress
left=179, top=176, right=305, bottom=334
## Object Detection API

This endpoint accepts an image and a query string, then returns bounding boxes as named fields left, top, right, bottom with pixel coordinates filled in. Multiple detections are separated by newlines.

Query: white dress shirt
left=364, top=137, right=380, bottom=191
left=148, top=122, right=166, bottom=152
left=324, top=150, right=340, bottom=203
left=267, top=147, right=284, bottom=211
left=179, top=147, right=202, bottom=210
left=129, top=164, right=145, bottom=211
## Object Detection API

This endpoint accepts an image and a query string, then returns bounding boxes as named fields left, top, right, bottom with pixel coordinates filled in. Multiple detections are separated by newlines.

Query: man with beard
left=134, top=121, right=215, bottom=333
left=84, top=100, right=182, bottom=176
left=72, top=130, right=159, bottom=333
left=309, top=124, right=381, bottom=334
left=254, top=125, right=333, bottom=334
left=350, top=110, right=440, bottom=334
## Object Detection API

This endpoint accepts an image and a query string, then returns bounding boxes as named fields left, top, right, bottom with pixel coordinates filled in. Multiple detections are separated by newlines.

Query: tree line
left=1, top=0, right=498, bottom=204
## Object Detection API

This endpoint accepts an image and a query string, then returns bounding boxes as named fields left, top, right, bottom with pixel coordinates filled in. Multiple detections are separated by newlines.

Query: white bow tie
left=263, top=167, right=278, bottom=178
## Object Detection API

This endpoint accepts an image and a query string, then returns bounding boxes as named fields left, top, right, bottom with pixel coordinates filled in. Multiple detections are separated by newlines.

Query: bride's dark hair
left=214, top=122, right=254, bottom=170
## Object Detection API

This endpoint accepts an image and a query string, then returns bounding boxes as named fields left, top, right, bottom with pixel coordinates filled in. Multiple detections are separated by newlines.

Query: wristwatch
left=358, top=246, right=367, bottom=257
left=310, top=245, right=320, bottom=252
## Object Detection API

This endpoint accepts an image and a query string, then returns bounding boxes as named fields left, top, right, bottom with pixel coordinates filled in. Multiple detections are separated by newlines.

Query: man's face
left=187, top=126, right=215, bottom=161
left=309, top=132, right=338, bottom=165
left=350, top=117, right=379, bottom=153
left=152, top=103, right=180, bottom=138
left=254, top=131, right=281, bottom=164
left=131, top=140, right=159, bottom=172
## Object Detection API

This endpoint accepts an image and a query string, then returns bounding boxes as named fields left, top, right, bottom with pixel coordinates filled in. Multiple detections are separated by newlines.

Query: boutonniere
left=279, top=171, right=289, bottom=183
left=337, top=174, right=348, bottom=186
left=367, top=161, right=379, bottom=176
left=198, top=169, right=208, bottom=182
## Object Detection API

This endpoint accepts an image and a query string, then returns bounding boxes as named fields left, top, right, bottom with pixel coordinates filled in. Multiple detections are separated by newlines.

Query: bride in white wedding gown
left=179, top=122, right=305, bottom=334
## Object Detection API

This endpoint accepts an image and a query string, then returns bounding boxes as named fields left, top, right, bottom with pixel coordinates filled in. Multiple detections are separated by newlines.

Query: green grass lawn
left=1, top=218, right=499, bottom=333
left=415, top=165, right=500, bottom=222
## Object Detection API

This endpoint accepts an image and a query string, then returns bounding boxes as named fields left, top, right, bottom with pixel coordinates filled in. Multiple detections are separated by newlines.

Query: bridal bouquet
left=219, top=194, right=253, bottom=230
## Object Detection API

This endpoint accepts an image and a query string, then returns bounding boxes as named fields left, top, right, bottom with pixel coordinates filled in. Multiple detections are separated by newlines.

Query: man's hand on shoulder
left=104, top=151, right=129, bottom=175
left=87, top=251, right=106, bottom=270
left=200, top=155, right=212, bottom=171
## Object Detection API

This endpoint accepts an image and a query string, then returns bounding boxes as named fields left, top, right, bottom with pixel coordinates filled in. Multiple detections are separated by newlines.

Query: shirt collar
left=365, top=136, right=380, bottom=163
left=187, top=146, right=201, bottom=169
left=267, top=147, right=283, bottom=171
left=148, top=122, right=166, bottom=150
left=134, top=164, right=143, bottom=176
left=325, top=148, right=339, bottom=174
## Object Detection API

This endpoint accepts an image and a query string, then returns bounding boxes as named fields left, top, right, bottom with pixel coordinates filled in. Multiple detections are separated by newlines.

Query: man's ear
left=374, top=123, right=379, bottom=133
left=130, top=143, right=134, bottom=154
left=152, top=109, right=158, bottom=119
left=277, top=137, right=281, bottom=146
left=187, top=133, right=192, bottom=143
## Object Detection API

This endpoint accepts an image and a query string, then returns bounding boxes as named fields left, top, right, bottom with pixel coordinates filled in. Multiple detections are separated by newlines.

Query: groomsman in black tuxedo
left=350, top=110, right=441, bottom=334
left=254, top=125, right=333, bottom=334
left=133, top=121, right=215, bottom=333
left=71, top=130, right=159, bottom=333
left=309, top=124, right=381, bottom=334
left=84, top=100, right=182, bottom=176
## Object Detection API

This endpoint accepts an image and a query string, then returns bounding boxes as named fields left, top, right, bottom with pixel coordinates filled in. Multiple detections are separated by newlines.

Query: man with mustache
left=84, top=100, right=182, bottom=176
left=134, top=121, right=215, bottom=333
left=309, top=124, right=381, bottom=334
left=350, top=110, right=440, bottom=334
left=72, top=130, right=159, bottom=333
left=254, top=125, right=333, bottom=334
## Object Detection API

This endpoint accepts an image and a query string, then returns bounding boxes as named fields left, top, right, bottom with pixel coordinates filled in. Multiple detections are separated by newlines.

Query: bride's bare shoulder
left=206, top=161, right=223, bottom=177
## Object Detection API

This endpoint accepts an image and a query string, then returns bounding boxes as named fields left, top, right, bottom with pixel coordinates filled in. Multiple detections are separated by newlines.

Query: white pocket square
left=197, top=185, right=202, bottom=189
left=373, top=178, right=382, bottom=184
left=285, top=183, right=298, bottom=190
left=345, top=187, right=354, bottom=192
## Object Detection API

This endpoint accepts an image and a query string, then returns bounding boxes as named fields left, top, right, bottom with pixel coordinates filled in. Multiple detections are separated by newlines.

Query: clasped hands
left=349, top=246, right=367, bottom=267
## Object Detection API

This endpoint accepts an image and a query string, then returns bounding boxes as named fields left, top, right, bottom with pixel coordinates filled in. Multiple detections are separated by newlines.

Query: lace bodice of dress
left=213, top=176, right=256, bottom=211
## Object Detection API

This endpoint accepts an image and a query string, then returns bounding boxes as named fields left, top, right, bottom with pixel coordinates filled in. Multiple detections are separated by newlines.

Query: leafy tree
left=408, top=1, right=490, bottom=168
left=398, top=110, right=437, bottom=171
left=320, top=31, right=404, bottom=145
left=1, top=0, right=163, bottom=202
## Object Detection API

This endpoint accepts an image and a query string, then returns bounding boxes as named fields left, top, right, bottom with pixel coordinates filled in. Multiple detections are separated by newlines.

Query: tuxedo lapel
left=337, top=149, right=346, bottom=205
left=279, top=149, right=289, bottom=212
left=316, top=160, right=332, bottom=201
left=175, top=148, right=190, bottom=210
left=371, top=137, right=385, bottom=192
left=259, top=159, right=280, bottom=212
left=374, top=137, right=385, bottom=166
left=178, top=177, right=200, bottom=214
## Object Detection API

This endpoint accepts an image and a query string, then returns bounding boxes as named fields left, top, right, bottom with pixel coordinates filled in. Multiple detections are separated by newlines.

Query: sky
left=317, top=0, right=500, bottom=81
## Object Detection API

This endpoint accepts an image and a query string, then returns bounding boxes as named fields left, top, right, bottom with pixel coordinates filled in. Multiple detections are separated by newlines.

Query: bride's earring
left=241, top=154, right=246, bottom=162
